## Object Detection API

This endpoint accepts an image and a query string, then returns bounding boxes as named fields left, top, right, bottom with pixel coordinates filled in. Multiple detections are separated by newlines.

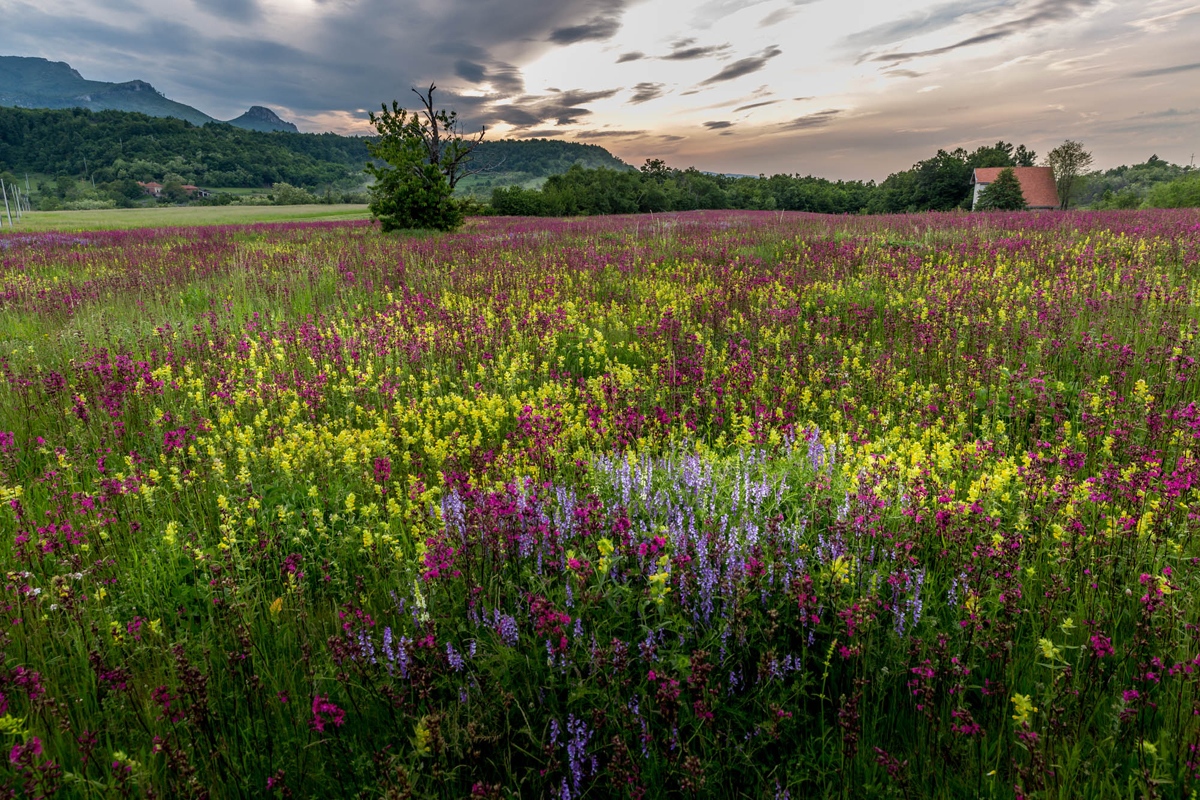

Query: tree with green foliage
left=490, top=185, right=553, bottom=216
left=1014, top=144, right=1037, bottom=167
left=1144, top=172, right=1200, bottom=208
left=1046, top=140, right=1093, bottom=210
left=1091, top=189, right=1142, bottom=209
left=365, top=84, right=484, bottom=232
left=975, top=167, right=1028, bottom=211
left=270, top=182, right=318, bottom=205
left=1076, top=155, right=1192, bottom=208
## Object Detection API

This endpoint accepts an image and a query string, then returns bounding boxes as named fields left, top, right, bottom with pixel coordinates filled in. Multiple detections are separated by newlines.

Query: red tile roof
left=973, top=167, right=1059, bottom=208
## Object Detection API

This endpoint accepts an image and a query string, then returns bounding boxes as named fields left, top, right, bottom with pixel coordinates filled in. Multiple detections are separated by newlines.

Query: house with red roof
left=971, top=167, right=1059, bottom=210
left=137, top=181, right=212, bottom=199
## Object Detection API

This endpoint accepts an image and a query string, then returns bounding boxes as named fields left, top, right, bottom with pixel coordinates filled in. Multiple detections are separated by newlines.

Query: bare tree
left=366, top=83, right=491, bottom=230
left=369, top=83, right=487, bottom=190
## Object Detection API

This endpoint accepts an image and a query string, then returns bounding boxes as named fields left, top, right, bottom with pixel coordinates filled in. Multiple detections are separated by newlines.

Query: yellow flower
left=413, top=716, right=432, bottom=756
left=269, top=597, right=283, bottom=616
left=0, top=715, right=26, bottom=736
left=1011, top=694, right=1037, bottom=725
left=964, top=593, right=979, bottom=615
left=1038, top=638, right=1062, bottom=662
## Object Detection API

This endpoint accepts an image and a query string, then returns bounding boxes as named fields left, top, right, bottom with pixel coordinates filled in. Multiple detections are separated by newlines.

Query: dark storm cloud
left=452, top=59, right=525, bottom=93
left=864, top=0, right=1101, bottom=65
left=0, top=0, right=637, bottom=126
left=1, top=7, right=201, bottom=62
left=488, top=105, right=544, bottom=127
left=195, top=0, right=261, bottom=22
left=1129, top=62, right=1200, bottom=78
left=663, top=38, right=732, bottom=60
left=630, top=82, right=666, bottom=104
left=704, top=120, right=734, bottom=129
left=454, top=60, right=487, bottom=83
left=617, top=51, right=645, bottom=63
left=700, top=46, right=782, bottom=84
left=549, top=14, right=623, bottom=44
left=780, top=109, right=842, bottom=130
left=486, top=64, right=526, bottom=95
left=489, top=88, right=623, bottom=128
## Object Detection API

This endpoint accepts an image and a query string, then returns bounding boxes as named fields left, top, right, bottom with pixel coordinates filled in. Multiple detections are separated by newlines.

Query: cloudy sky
left=2, top=0, right=1198, bottom=179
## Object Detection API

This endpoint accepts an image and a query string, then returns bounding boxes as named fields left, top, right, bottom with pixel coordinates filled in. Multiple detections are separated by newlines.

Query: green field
left=1, top=203, right=372, bottom=231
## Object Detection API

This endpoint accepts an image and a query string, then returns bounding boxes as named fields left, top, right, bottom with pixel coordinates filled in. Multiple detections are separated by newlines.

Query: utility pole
left=2, top=181, right=12, bottom=228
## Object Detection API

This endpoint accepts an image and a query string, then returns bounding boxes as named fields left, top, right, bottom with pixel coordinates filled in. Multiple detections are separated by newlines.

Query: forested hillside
left=0, top=106, right=630, bottom=193
left=455, top=139, right=631, bottom=196
left=0, top=107, right=364, bottom=188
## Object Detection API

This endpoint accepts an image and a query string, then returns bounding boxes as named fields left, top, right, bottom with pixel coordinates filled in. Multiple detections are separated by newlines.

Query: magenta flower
left=310, top=694, right=346, bottom=732
left=1090, top=633, right=1114, bottom=659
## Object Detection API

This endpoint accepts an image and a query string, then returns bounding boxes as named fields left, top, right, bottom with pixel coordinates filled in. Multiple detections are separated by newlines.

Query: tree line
left=489, top=141, right=1041, bottom=217
left=490, top=147, right=1198, bottom=218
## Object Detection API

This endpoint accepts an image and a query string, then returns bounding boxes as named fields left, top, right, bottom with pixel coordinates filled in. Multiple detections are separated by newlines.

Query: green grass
left=2, top=203, right=372, bottom=231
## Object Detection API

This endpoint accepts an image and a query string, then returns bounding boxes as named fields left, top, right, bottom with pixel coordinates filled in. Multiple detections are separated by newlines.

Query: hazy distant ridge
left=0, top=56, right=298, bottom=132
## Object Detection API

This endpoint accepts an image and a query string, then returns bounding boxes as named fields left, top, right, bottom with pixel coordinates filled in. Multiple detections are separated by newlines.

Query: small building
left=137, top=181, right=212, bottom=199
left=971, top=167, right=1058, bottom=210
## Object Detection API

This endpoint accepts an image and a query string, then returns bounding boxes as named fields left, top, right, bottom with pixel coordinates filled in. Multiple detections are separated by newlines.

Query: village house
left=137, top=181, right=212, bottom=198
left=971, top=166, right=1059, bottom=210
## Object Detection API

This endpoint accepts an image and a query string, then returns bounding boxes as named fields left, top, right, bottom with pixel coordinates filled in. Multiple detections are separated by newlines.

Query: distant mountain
left=0, top=56, right=297, bottom=133
left=227, top=106, right=299, bottom=133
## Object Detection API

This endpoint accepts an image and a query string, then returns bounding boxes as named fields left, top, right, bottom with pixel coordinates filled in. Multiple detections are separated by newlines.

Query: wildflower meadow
left=1, top=209, right=1200, bottom=798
